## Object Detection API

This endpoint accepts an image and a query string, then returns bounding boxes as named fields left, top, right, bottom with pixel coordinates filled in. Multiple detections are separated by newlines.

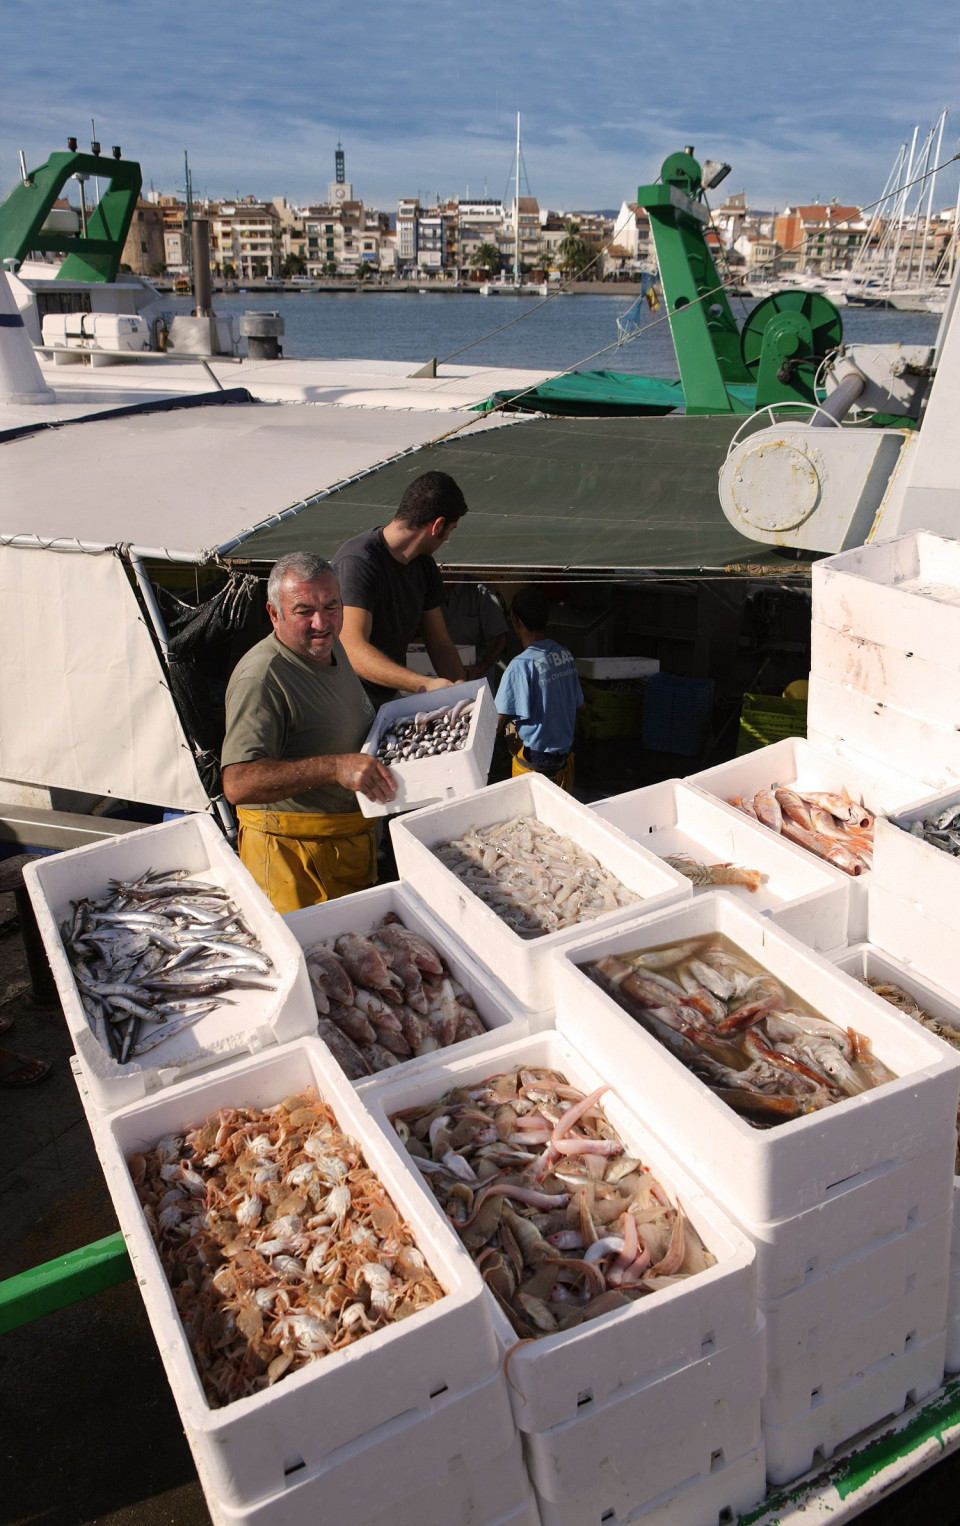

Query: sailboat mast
left=514, top=111, right=521, bottom=288
left=918, top=108, right=947, bottom=286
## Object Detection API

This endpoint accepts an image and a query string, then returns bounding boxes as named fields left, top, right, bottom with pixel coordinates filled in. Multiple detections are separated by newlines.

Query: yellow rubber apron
left=507, top=734, right=575, bottom=793
left=236, top=807, right=377, bottom=914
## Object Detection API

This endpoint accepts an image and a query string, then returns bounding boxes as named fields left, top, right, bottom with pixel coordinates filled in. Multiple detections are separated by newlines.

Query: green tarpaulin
left=487, top=370, right=757, bottom=417
left=227, top=414, right=797, bottom=575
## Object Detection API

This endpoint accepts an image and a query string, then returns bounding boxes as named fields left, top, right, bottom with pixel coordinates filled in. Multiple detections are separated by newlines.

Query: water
left=161, top=290, right=942, bottom=377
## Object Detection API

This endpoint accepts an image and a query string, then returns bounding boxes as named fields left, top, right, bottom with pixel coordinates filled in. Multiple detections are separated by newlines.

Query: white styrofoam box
left=872, top=785, right=960, bottom=936
left=94, top=1037, right=501, bottom=1508
left=812, top=531, right=960, bottom=666
left=762, top=1263, right=948, bottom=1426
left=359, top=1028, right=757, bottom=1435
left=533, top=1444, right=766, bottom=1526
left=946, top=1313, right=960, bottom=1374
left=406, top=642, right=476, bottom=678
left=553, top=893, right=960, bottom=1224
left=575, top=656, right=660, bottom=681
left=762, top=1330, right=947, bottom=1487
left=359, top=677, right=498, bottom=819
left=522, top=1321, right=763, bottom=1515
left=592, top=779, right=850, bottom=953
left=807, top=675, right=960, bottom=793
left=390, top=773, right=692, bottom=1013
left=202, top=1369, right=525, bottom=1526
left=22, top=813, right=315, bottom=1113
left=282, top=880, right=540, bottom=1086
left=810, top=620, right=960, bottom=729
left=867, top=885, right=960, bottom=999
left=686, top=735, right=926, bottom=942
left=735, top=1143, right=955, bottom=1302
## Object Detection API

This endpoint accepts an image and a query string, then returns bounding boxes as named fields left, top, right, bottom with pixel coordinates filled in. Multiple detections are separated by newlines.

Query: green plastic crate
left=736, top=693, right=807, bottom=755
left=578, top=677, right=644, bottom=740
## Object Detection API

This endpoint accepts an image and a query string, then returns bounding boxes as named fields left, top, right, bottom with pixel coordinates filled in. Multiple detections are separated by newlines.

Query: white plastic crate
left=810, top=620, right=960, bottom=729
left=762, top=1263, right=948, bottom=1426
left=359, top=1028, right=757, bottom=1436
left=359, top=677, right=498, bottom=819
left=390, top=773, right=692, bottom=1013
left=22, top=813, right=316, bottom=1113
left=202, top=1369, right=525, bottom=1526
left=282, top=880, right=545, bottom=1086
left=533, top=1443, right=766, bottom=1526
left=687, top=735, right=926, bottom=941
left=592, top=779, right=850, bottom=953
left=807, top=675, right=960, bottom=793
left=92, top=1037, right=501, bottom=1508
left=812, top=530, right=960, bottom=666
left=521, top=1321, right=764, bottom=1517
left=553, top=893, right=960, bottom=1224
left=575, top=657, right=660, bottom=681
left=735, top=1143, right=955, bottom=1302
left=762, top=1330, right=947, bottom=1487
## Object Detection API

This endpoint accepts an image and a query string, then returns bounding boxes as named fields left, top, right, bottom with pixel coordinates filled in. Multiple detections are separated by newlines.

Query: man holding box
left=221, top=552, right=396, bottom=913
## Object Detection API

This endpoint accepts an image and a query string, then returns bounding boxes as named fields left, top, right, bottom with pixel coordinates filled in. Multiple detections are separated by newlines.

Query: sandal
left=0, top=1053, right=52, bottom=1087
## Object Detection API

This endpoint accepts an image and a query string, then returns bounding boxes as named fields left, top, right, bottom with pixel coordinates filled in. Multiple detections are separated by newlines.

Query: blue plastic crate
left=641, top=673, right=715, bottom=756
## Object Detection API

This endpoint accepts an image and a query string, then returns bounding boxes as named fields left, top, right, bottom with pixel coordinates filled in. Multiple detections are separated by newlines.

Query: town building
left=120, top=199, right=167, bottom=276
left=773, top=202, right=865, bottom=275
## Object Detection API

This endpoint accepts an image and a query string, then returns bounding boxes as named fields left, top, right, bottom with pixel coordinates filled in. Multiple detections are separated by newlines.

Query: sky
left=4, top=1, right=960, bottom=215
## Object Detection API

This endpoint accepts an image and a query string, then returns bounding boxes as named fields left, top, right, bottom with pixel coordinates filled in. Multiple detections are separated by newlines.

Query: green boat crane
left=0, top=144, right=142, bottom=282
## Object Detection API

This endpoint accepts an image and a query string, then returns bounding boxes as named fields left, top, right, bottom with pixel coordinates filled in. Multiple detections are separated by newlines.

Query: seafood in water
left=663, top=854, right=768, bottom=893
left=584, top=934, right=895, bottom=1127
left=131, top=1089, right=444, bottom=1407
left=375, top=700, right=474, bottom=764
left=306, top=915, right=485, bottom=1079
left=434, top=816, right=639, bottom=938
left=860, top=975, right=960, bottom=1170
left=728, top=785, right=874, bottom=875
left=60, top=869, right=277, bottom=1065
left=390, top=1066, right=714, bottom=1339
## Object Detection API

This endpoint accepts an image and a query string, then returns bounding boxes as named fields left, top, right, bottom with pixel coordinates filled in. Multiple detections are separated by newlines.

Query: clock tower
left=327, top=141, right=353, bottom=205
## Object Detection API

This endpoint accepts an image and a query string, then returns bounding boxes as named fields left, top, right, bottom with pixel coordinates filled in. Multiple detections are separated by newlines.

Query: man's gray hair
left=267, top=552, right=336, bottom=611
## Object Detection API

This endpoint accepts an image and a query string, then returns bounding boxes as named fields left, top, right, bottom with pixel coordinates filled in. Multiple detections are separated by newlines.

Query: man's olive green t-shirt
left=222, top=634, right=375, bottom=814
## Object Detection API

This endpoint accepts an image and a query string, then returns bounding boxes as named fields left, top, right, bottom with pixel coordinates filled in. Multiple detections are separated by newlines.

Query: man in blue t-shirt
left=495, top=586, right=583, bottom=791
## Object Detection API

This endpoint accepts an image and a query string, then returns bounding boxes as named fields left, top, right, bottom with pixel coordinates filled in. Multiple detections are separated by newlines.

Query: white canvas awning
left=0, top=545, right=211, bottom=811
left=0, top=400, right=515, bottom=562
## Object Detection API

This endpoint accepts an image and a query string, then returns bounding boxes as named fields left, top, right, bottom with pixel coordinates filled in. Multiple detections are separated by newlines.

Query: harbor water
left=159, top=290, right=942, bottom=374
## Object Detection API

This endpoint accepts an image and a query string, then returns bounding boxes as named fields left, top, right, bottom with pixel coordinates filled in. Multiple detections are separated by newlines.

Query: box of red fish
left=89, top=1035, right=502, bottom=1510
left=358, top=676, right=498, bottom=819
left=687, top=736, right=929, bottom=941
left=23, top=814, right=317, bottom=1114
left=282, top=881, right=551, bottom=1086
left=553, top=893, right=960, bottom=1225
left=389, top=772, right=693, bottom=1013
left=359, top=1029, right=758, bottom=1437
left=592, top=778, right=851, bottom=954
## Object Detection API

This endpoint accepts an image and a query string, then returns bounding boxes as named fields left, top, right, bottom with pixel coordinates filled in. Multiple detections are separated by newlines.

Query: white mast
left=514, top=112, right=521, bottom=288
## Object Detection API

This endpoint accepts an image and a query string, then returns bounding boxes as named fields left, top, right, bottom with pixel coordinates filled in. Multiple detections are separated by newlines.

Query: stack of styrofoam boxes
left=389, top=773, right=694, bottom=1015
left=362, top=1028, right=767, bottom=1526
left=359, top=676, right=498, bottom=819
left=92, top=1039, right=537, bottom=1526
left=24, top=819, right=537, bottom=1526
left=829, top=942, right=960, bottom=1376
left=282, top=880, right=552, bottom=1090
left=687, top=737, right=928, bottom=943
left=23, top=813, right=320, bottom=1113
left=808, top=531, right=960, bottom=794
left=591, top=778, right=852, bottom=955
left=553, top=893, right=960, bottom=1486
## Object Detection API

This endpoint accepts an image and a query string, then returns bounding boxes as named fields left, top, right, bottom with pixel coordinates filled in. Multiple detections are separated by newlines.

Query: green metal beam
left=0, top=1231, right=132, bottom=1332
left=637, top=150, right=753, bottom=416
left=0, top=150, right=142, bottom=282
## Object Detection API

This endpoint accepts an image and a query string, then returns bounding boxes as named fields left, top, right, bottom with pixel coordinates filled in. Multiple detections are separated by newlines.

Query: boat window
left=35, top=291, right=93, bottom=317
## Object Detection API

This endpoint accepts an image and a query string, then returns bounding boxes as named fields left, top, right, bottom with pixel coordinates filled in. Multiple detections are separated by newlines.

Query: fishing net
left=152, top=572, right=263, bottom=798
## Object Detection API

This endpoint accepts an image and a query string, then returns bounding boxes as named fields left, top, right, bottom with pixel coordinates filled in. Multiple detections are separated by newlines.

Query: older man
left=221, top=552, right=396, bottom=912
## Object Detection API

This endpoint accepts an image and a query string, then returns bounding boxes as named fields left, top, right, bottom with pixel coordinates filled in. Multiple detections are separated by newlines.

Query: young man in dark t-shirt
left=332, top=471, right=469, bottom=710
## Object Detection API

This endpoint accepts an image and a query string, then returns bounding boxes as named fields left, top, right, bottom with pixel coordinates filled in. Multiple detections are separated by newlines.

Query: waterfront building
left=610, top=202, right=655, bottom=275
left=208, top=198, right=282, bottom=279
left=120, top=198, right=167, bottom=276
left=773, top=202, right=865, bottom=275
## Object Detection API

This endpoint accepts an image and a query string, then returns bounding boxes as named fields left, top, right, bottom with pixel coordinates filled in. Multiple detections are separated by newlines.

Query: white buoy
left=0, top=263, right=54, bottom=404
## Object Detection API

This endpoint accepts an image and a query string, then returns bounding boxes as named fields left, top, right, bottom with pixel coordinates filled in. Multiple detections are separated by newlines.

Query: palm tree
left=475, top=242, right=502, bottom=276
left=558, top=222, right=594, bottom=278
